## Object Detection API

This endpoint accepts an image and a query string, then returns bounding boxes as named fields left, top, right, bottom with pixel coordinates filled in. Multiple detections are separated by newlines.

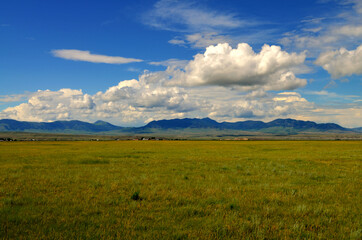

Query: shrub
left=131, top=191, right=141, bottom=201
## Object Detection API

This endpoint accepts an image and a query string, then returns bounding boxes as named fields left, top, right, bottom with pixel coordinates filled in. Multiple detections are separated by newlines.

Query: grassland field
left=0, top=140, right=361, bottom=239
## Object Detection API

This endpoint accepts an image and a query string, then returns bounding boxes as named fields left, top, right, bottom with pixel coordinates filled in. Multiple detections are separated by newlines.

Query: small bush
left=131, top=191, right=141, bottom=201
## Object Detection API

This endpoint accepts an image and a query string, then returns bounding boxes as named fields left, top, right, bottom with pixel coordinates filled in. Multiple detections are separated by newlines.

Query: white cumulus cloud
left=1, top=89, right=95, bottom=122
left=52, top=49, right=143, bottom=64
left=171, top=43, right=307, bottom=91
left=315, top=44, right=362, bottom=78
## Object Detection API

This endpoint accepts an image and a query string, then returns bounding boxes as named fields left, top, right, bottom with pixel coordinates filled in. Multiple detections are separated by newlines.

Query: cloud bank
left=52, top=49, right=143, bottom=64
left=2, top=78, right=360, bottom=127
left=0, top=76, right=314, bottom=126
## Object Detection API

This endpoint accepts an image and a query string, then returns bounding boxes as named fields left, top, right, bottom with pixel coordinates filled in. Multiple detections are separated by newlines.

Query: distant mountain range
left=0, top=119, right=123, bottom=133
left=0, top=118, right=359, bottom=136
left=142, top=118, right=348, bottom=131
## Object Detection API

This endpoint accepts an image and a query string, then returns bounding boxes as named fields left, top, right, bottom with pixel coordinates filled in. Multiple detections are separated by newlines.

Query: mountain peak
left=144, top=117, right=220, bottom=129
left=94, top=120, right=110, bottom=125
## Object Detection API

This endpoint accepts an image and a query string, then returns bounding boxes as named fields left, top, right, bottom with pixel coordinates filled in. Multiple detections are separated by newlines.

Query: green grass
left=0, top=141, right=361, bottom=239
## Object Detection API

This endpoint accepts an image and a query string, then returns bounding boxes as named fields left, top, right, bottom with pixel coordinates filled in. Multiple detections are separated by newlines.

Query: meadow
left=0, top=141, right=361, bottom=239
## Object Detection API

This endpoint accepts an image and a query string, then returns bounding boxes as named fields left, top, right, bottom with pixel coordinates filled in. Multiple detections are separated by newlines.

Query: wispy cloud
left=332, top=25, right=362, bottom=36
left=186, top=32, right=231, bottom=48
left=305, top=90, right=359, bottom=100
left=143, top=0, right=256, bottom=49
left=149, top=58, right=189, bottom=68
left=302, top=27, right=322, bottom=33
left=51, top=49, right=143, bottom=64
left=280, top=0, right=362, bottom=55
left=127, top=67, right=142, bottom=72
left=344, top=0, right=362, bottom=14
left=143, top=0, right=245, bottom=32
left=295, top=106, right=362, bottom=128
left=0, top=93, right=31, bottom=103
left=168, top=39, right=186, bottom=46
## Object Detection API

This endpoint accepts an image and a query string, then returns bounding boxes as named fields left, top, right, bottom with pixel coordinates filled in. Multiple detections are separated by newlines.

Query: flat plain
left=0, top=141, right=361, bottom=239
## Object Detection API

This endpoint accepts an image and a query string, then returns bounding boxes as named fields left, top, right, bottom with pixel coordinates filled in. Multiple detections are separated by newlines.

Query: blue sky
left=0, top=0, right=361, bottom=127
